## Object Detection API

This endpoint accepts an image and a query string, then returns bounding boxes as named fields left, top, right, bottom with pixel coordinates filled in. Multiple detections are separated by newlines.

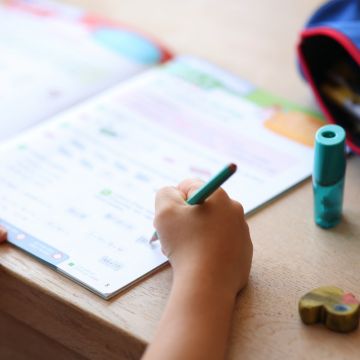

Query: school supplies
left=0, top=0, right=324, bottom=299
left=299, top=286, right=360, bottom=333
left=313, top=125, right=346, bottom=228
left=0, top=0, right=171, bottom=141
left=298, top=0, right=360, bottom=154
left=321, top=62, right=360, bottom=121
left=151, top=163, right=237, bottom=242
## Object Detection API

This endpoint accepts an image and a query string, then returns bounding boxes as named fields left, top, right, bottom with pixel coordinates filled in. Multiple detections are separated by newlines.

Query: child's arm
left=0, top=226, right=7, bottom=243
left=142, top=179, right=253, bottom=360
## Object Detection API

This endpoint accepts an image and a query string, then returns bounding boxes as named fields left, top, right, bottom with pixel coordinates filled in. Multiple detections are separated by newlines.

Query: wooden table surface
left=1, top=0, right=360, bottom=359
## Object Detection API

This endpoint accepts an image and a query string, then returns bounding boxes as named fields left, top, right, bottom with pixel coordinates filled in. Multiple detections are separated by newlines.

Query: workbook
left=0, top=0, right=324, bottom=299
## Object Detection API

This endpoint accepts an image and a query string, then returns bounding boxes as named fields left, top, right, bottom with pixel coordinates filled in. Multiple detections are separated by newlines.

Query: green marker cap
left=314, top=124, right=346, bottom=186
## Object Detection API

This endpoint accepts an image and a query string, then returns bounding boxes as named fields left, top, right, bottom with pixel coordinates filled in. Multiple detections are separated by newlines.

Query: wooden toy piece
left=299, top=286, right=360, bottom=333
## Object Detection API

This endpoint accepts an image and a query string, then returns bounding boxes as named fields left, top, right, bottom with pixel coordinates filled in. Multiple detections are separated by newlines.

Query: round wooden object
left=299, top=286, right=360, bottom=333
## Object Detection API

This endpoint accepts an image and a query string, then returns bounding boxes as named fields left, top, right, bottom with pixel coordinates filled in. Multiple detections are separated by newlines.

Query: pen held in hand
left=150, top=163, right=237, bottom=243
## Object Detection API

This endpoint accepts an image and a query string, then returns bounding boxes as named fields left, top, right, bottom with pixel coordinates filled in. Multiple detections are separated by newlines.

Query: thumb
left=155, top=186, right=187, bottom=216
left=177, top=178, right=205, bottom=200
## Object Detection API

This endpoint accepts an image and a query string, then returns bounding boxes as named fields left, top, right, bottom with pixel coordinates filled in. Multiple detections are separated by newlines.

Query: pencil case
left=298, top=0, right=360, bottom=154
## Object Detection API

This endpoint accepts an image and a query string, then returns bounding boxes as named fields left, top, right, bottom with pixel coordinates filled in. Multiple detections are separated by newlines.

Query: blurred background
left=62, top=0, right=324, bottom=105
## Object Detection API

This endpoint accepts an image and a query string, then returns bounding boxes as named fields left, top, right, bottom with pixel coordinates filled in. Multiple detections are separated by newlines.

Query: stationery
left=0, top=0, right=325, bottom=299
left=299, top=286, right=360, bottom=333
left=151, top=163, right=237, bottom=242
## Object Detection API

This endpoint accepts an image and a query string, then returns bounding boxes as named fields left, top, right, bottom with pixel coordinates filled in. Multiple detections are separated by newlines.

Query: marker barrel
left=313, top=124, right=346, bottom=228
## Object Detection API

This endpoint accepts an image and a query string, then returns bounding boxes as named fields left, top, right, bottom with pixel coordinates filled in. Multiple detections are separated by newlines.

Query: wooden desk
left=1, top=0, right=360, bottom=359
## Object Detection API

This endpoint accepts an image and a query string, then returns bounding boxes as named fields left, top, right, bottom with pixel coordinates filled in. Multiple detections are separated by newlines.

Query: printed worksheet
left=0, top=0, right=169, bottom=141
left=0, top=57, right=322, bottom=298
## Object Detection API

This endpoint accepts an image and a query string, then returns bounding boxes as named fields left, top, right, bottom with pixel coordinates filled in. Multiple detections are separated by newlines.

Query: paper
left=0, top=57, right=321, bottom=298
left=0, top=0, right=168, bottom=141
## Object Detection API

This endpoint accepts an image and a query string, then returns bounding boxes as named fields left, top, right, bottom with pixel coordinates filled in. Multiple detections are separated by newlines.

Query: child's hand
left=144, top=179, right=252, bottom=360
left=0, top=226, right=7, bottom=244
left=154, top=178, right=253, bottom=299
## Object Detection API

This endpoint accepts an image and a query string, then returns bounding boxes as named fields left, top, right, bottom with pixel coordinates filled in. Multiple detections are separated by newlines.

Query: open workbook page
left=0, top=56, right=323, bottom=298
left=0, top=0, right=170, bottom=140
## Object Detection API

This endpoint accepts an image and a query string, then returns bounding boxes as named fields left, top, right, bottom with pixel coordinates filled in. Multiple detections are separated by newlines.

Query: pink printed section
left=7, top=0, right=55, bottom=17
left=119, top=90, right=295, bottom=176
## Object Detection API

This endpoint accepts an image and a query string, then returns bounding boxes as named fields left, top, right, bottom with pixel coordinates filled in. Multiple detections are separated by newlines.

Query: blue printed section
left=0, top=219, right=69, bottom=267
left=92, top=28, right=162, bottom=64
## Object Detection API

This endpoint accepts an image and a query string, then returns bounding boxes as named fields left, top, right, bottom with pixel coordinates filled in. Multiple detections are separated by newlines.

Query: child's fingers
left=154, top=186, right=187, bottom=229
left=231, top=200, right=245, bottom=217
left=156, top=177, right=231, bottom=220
left=155, top=186, right=186, bottom=213
left=205, top=186, right=230, bottom=204
left=0, top=226, right=7, bottom=243
left=178, top=178, right=230, bottom=204
left=177, top=178, right=204, bottom=199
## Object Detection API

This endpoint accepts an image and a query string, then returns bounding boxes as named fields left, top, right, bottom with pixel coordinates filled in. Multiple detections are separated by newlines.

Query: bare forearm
left=144, top=180, right=252, bottom=359
left=142, top=271, right=236, bottom=360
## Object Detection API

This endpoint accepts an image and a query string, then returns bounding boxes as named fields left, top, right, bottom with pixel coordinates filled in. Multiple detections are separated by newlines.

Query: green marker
left=150, top=163, right=237, bottom=242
